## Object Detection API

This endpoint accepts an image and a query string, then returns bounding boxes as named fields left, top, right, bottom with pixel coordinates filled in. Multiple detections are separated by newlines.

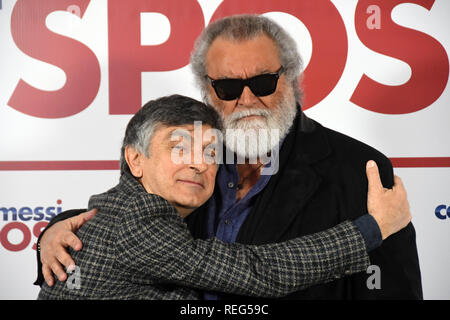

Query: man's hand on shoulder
left=40, top=209, right=97, bottom=286
left=366, top=160, right=412, bottom=240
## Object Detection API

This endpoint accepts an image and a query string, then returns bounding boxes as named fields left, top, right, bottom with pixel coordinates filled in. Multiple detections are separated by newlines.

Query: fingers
left=393, top=175, right=405, bottom=193
left=39, top=217, right=85, bottom=287
left=42, top=255, right=68, bottom=286
left=393, top=175, right=411, bottom=216
left=51, top=261, right=68, bottom=282
left=81, top=208, right=98, bottom=223
left=42, top=246, right=75, bottom=286
left=366, top=160, right=383, bottom=193
left=41, top=241, right=74, bottom=284
left=55, top=246, right=76, bottom=270
left=70, top=208, right=98, bottom=231
left=393, top=175, right=409, bottom=202
left=42, top=264, right=54, bottom=287
left=62, top=231, right=83, bottom=252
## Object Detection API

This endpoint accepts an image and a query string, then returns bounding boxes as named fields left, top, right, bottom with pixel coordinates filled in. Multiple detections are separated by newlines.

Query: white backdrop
left=0, top=0, right=449, bottom=299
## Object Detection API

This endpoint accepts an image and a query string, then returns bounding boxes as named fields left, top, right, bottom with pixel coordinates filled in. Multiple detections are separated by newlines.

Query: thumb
left=72, top=208, right=98, bottom=230
left=366, top=160, right=383, bottom=194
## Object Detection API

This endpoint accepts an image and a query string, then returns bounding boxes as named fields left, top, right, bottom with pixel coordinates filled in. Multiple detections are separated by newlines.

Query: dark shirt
left=206, top=163, right=273, bottom=243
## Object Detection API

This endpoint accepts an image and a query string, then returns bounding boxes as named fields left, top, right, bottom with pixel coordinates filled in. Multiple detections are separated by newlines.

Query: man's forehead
left=205, top=35, right=281, bottom=78
left=158, top=124, right=197, bottom=137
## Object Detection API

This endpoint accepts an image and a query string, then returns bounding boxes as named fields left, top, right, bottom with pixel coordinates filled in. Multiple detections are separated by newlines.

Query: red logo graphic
left=0, top=200, right=63, bottom=251
left=6, top=0, right=449, bottom=118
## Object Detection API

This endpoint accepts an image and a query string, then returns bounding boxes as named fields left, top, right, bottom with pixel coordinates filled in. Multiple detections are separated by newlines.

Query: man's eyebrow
left=218, top=69, right=274, bottom=79
left=166, top=128, right=194, bottom=141
left=165, top=129, right=220, bottom=148
left=258, top=68, right=272, bottom=74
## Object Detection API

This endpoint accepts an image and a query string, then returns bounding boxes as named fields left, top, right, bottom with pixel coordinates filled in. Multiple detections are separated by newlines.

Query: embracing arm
left=34, top=209, right=96, bottom=286
left=115, top=161, right=411, bottom=297
left=351, top=158, right=422, bottom=299
left=35, top=161, right=411, bottom=293
left=116, top=194, right=370, bottom=298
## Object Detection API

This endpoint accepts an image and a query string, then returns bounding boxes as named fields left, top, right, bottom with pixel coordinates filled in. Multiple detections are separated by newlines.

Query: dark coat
left=187, top=111, right=423, bottom=300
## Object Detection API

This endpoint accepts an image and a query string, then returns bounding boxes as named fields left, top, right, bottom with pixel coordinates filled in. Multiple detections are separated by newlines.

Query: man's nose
left=237, top=85, right=259, bottom=106
left=189, top=160, right=208, bottom=173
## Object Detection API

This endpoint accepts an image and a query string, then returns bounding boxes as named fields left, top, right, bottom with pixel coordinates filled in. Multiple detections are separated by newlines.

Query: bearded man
left=35, top=15, right=422, bottom=299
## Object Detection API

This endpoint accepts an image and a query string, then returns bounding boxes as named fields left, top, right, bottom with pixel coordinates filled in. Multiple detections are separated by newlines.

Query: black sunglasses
left=207, top=66, right=284, bottom=101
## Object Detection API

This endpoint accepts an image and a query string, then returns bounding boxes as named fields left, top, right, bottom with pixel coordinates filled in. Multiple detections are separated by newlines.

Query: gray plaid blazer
left=38, top=172, right=370, bottom=300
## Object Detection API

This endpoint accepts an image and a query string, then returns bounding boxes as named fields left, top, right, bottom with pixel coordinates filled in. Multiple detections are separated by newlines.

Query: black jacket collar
left=235, top=109, right=333, bottom=244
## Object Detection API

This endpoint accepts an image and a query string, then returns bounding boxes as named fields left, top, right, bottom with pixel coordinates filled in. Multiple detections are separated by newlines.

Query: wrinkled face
left=129, top=124, right=218, bottom=217
left=205, top=34, right=297, bottom=158
left=205, top=34, right=293, bottom=116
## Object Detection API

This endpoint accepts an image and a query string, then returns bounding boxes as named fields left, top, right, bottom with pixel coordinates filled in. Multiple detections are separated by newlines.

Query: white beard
left=221, top=93, right=298, bottom=161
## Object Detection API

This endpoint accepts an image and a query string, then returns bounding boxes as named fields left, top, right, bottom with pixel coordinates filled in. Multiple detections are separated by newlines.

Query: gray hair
left=120, top=94, right=223, bottom=175
left=190, top=14, right=304, bottom=104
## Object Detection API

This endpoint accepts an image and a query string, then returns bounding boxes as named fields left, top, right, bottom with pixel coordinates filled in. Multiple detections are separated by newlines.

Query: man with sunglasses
left=35, top=15, right=422, bottom=299
left=207, top=66, right=285, bottom=101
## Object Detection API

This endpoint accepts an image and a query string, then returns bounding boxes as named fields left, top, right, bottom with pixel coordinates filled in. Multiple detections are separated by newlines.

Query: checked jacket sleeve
left=115, top=193, right=370, bottom=298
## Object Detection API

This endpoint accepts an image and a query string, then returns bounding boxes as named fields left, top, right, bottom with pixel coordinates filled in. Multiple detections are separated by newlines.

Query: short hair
left=190, top=14, right=304, bottom=104
left=120, top=94, right=223, bottom=175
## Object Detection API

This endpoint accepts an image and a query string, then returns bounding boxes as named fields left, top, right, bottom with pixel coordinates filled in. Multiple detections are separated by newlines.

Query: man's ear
left=125, top=146, right=144, bottom=178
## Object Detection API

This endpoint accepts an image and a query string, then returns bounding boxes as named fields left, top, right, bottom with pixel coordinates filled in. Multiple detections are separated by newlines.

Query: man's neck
left=235, top=161, right=264, bottom=201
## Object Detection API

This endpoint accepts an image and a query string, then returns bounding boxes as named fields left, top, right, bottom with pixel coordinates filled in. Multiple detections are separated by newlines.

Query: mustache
left=226, top=108, right=272, bottom=123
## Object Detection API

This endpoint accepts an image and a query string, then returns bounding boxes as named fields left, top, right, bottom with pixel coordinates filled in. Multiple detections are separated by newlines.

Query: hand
left=366, top=160, right=412, bottom=240
left=40, top=209, right=97, bottom=286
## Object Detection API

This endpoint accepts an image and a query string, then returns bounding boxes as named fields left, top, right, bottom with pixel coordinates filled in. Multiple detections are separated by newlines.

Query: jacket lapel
left=236, top=110, right=333, bottom=245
